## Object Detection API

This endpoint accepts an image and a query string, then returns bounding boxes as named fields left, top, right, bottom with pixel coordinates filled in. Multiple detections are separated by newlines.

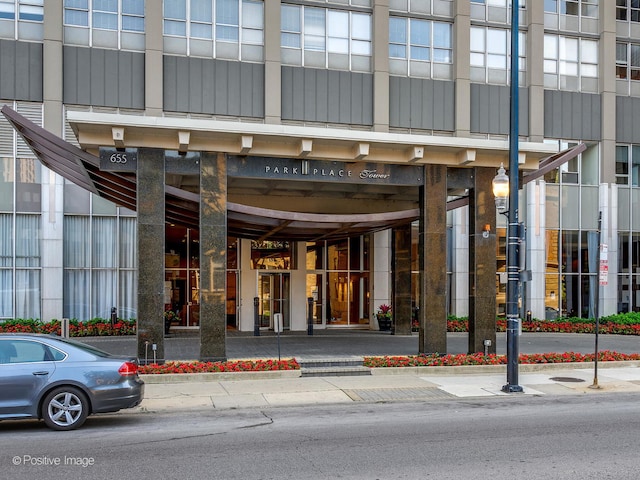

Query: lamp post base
left=501, top=384, right=524, bottom=393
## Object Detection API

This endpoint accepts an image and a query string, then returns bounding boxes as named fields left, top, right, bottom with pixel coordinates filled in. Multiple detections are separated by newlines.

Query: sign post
left=591, top=213, right=604, bottom=389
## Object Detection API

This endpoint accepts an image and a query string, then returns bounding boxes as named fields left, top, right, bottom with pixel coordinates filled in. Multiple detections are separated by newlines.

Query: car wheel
left=42, top=386, right=89, bottom=431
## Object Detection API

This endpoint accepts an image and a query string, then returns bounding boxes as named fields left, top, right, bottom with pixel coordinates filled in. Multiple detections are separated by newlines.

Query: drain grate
left=549, top=376, right=586, bottom=383
left=345, top=387, right=454, bottom=402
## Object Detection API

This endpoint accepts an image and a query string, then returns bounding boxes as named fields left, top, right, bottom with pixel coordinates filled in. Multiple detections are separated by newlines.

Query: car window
left=0, top=340, right=52, bottom=364
left=54, top=337, right=113, bottom=358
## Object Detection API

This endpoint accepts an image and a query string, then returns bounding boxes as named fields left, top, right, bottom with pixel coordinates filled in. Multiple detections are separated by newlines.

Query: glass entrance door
left=306, top=273, right=325, bottom=326
left=258, top=273, right=290, bottom=330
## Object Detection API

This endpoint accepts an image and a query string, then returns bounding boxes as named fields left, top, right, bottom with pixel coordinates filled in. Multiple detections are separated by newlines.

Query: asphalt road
left=2, top=392, right=640, bottom=479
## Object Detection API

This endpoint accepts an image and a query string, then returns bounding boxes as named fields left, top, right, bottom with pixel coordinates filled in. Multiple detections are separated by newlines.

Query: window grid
left=64, top=0, right=145, bottom=32
left=617, top=0, right=640, bottom=22
left=281, top=4, right=372, bottom=72
left=63, top=0, right=145, bottom=50
left=470, top=0, right=527, bottom=23
left=616, top=42, right=640, bottom=83
left=616, top=145, right=640, bottom=187
left=543, top=34, right=598, bottom=92
left=389, top=16, right=452, bottom=78
left=544, top=0, right=598, bottom=18
left=0, top=0, right=43, bottom=40
left=163, top=0, right=264, bottom=60
left=470, top=26, right=526, bottom=86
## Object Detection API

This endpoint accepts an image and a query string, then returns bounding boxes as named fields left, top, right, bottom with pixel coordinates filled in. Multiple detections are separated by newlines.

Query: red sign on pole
left=599, top=244, right=608, bottom=286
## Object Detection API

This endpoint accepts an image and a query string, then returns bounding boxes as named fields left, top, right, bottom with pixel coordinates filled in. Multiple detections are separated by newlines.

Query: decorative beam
left=178, top=131, right=190, bottom=153
left=352, top=143, right=369, bottom=160
left=299, top=139, right=313, bottom=157
left=112, top=127, right=124, bottom=148
left=406, top=146, right=424, bottom=162
left=240, top=135, right=253, bottom=154
left=457, top=149, right=476, bottom=165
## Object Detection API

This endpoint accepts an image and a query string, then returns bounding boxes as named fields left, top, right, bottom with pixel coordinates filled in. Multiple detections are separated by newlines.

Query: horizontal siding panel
left=544, top=90, right=601, bottom=141
left=390, top=77, right=454, bottom=131
left=163, top=57, right=263, bottom=118
left=282, top=66, right=372, bottom=126
left=63, top=46, right=144, bottom=109
left=470, top=84, right=529, bottom=136
left=0, top=39, right=42, bottom=102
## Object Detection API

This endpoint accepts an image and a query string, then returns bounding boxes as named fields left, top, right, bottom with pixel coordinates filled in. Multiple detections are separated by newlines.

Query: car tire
left=41, top=386, right=89, bottom=431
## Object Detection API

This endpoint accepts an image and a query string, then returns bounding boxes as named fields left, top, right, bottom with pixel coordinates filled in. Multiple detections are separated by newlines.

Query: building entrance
left=258, top=273, right=290, bottom=330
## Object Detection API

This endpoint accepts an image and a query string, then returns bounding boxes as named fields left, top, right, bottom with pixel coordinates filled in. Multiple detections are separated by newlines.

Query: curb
left=140, top=360, right=640, bottom=383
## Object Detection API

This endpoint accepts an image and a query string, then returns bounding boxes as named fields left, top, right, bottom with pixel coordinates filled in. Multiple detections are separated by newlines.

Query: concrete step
left=296, top=356, right=372, bottom=377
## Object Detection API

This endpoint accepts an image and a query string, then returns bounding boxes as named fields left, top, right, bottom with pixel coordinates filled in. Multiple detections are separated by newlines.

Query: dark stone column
left=136, top=148, right=165, bottom=364
left=199, top=152, right=227, bottom=361
left=392, top=224, right=412, bottom=335
left=468, top=167, right=497, bottom=354
left=419, top=164, right=447, bottom=354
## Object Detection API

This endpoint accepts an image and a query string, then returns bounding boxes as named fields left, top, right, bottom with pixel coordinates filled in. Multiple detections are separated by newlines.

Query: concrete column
left=419, top=164, right=447, bottom=354
left=392, top=224, right=412, bottom=335
left=601, top=184, right=618, bottom=316
left=373, top=0, right=390, bottom=132
left=199, top=152, right=227, bottom=361
left=43, top=0, right=63, bottom=133
left=468, top=167, right=497, bottom=354
left=264, top=0, right=282, bottom=124
left=527, top=0, right=545, bottom=143
left=451, top=206, right=469, bottom=317
left=453, top=0, right=471, bottom=137
left=136, top=148, right=166, bottom=363
left=600, top=2, right=617, bottom=185
left=525, top=180, right=547, bottom=320
left=372, top=230, right=391, bottom=330
left=40, top=1, right=65, bottom=322
left=145, top=0, right=163, bottom=115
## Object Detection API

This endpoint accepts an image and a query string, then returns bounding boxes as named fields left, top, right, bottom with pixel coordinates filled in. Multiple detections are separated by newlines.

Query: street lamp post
left=493, top=0, right=523, bottom=394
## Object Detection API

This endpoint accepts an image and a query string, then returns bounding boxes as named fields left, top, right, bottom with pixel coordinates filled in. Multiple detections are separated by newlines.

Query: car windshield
left=52, top=337, right=117, bottom=358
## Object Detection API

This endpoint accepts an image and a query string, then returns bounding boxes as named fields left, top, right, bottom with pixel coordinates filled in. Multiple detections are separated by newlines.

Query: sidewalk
left=137, top=361, right=640, bottom=412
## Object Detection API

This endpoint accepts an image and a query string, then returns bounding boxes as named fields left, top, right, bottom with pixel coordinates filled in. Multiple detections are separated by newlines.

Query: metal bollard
left=253, top=297, right=260, bottom=336
left=61, top=318, right=70, bottom=338
left=307, top=297, right=314, bottom=336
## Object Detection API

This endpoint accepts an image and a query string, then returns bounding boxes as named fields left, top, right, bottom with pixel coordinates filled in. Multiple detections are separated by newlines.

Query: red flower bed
left=139, top=358, right=300, bottom=374
left=0, top=319, right=136, bottom=336
left=363, top=350, right=640, bottom=368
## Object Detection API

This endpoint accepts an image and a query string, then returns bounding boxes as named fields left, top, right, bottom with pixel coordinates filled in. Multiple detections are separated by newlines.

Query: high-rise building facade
left=1, top=1, right=638, bottom=356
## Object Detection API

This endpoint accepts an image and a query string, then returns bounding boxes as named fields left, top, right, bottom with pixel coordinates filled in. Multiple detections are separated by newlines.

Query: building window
left=544, top=0, right=598, bottom=17
left=388, top=17, right=452, bottom=79
left=0, top=0, right=43, bottom=40
left=616, top=42, right=640, bottom=96
left=618, top=233, right=640, bottom=313
left=64, top=0, right=145, bottom=50
left=543, top=141, right=599, bottom=186
left=164, top=0, right=263, bottom=61
left=544, top=0, right=598, bottom=33
left=470, top=0, right=526, bottom=24
left=251, top=241, right=295, bottom=270
left=63, top=212, right=137, bottom=322
left=617, top=0, right=640, bottom=22
left=281, top=4, right=371, bottom=72
left=616, top=42, right=640, bottom=81
left=544, top=34, right=598, bottom=92
left=64, top=0, right=144, bottom=32
left=616, top=145, right=640, bottom=187
left=389, top=0, right=453, bottom=18
left=470, top=26, right=526, bottom=85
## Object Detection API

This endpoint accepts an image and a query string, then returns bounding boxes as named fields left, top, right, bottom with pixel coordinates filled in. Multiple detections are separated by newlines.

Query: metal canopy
left=2, top=106, right=419, bottom=241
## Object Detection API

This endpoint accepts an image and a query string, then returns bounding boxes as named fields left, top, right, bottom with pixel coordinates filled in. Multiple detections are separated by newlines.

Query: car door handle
left=32, top=371, right=50, bottom=376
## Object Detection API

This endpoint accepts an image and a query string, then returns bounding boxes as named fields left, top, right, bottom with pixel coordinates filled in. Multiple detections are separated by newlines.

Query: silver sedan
left=0, top=333, right=144, bottom=430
